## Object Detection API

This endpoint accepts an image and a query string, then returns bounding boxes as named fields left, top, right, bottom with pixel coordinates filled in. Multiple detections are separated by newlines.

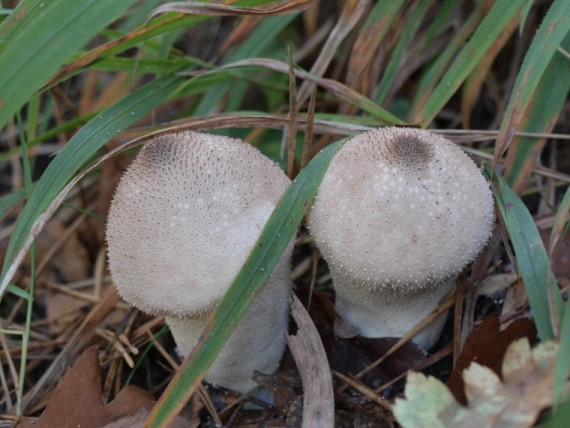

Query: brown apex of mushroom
left=106, top=131, right=291, bottom=318
left=308, top=127, right=495, bottom=289
left=385, top=134, right=435, bottom=167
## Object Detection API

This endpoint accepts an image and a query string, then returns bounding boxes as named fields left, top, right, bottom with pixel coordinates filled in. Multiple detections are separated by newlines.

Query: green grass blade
left=417, top=0, right=525, bottom=127
left=125, top=325, right=169, bottom=386
left=546, top=398, right=570, bottom=428
left=0, top=0, right=47, bottom=40
left=420, top=0, right=460, bottom=48
left=146, top=139, right=344, bottom=427
left=194, top=14, right=296, bottom=115
left=16, top=242, right=34, bottom=415
left=554, top=297, right=570, bottom=405
left=503, top=34, right=570, bottom=191
left=6, top=284, right=30, bottom=300
left=0, top=0, right=137, bottom=130
left=375, top=0, right=434, bottom=105
left=493, top=173, right=562, bottom=340
left=0, top=191, right=25, bottom=219
left=0, top=68, right=190, bottom=297
left=549, top=183, right=570, bottom=257
left=495, top=0, right=570, bottom=162
left=48, top=0, right=278, bottom=84
left=90, top=56, right=198, bottom=75
left=519, top=0, right=533, bottom=35
left=118, top=0, right=163, bottom=33
left=347, top=0, right=406, bottom=86
left=26, top=95, right=41, bottom=142
left=408, top=0, right=479, bottom=121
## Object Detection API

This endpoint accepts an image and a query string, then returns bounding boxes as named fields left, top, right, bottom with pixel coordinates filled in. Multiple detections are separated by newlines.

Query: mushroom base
left=167, top=312, right=287, bottom=394
left=165, top=257, right=291, bottom=395
left=333, top=275, right=456, bottom=350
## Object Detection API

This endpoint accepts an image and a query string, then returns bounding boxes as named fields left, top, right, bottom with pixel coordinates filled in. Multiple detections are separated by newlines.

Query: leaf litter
left=0, top=0, right=569, bottom=426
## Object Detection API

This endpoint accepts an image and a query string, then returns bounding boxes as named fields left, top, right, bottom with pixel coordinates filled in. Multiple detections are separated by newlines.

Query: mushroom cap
left=106, top=131, right=291, bottom=318
left=308, top=127, right=494, bottom=289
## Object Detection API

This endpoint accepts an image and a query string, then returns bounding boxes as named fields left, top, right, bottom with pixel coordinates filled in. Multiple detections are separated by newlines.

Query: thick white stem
left=332, top=271, right=455, bottom=350
left=166, top=245, right=292, bottom=394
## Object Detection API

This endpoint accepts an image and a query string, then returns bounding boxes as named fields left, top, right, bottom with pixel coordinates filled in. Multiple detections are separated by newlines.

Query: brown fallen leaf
left=16, top=346, right=159, bottom=428
left=447, top=313, right=537, bottom=404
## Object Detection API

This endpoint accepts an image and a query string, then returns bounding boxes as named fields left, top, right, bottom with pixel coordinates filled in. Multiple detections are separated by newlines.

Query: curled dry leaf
left=149, top=0, right=319, bottom=21
left=394, top=338, right=564, bottom=428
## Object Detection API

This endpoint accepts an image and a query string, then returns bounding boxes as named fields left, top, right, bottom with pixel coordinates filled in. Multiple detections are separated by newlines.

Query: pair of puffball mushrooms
left=106, top=128, right=494, bottom=396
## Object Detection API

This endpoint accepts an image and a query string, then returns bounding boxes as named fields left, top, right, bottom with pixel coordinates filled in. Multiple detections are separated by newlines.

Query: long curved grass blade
left=503, top=33, right=570, bottom=192
left=494, top=0, right=570, bottom=164
left=0, top=68, right=189, bottom=298
left=0, top=0, right=137, bottom=130
left=47, top=0, right=288, bottom=86
left=213, top=58, right=404, bottom=124
left=145, top=140, right=344, bottom=427
left=417, top=0, right=525, bottom=127
left=493, top=173, right=562, bottom=340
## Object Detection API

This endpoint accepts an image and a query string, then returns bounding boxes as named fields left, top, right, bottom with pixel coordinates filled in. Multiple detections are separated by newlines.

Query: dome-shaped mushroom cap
left=308, top=127, right=494, bottom=289
left=106, top=131, right=291, bottom=317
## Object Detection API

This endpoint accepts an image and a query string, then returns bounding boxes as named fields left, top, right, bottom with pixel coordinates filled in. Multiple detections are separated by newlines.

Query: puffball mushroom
left=308, top=127, right=494, bottom=349
left=106, top=131, right=293, bottom=394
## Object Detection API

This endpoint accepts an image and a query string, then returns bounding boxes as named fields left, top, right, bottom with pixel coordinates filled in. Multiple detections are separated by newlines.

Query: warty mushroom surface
left=106, top=130, right=293, bottom=394
left=308, top=127, right=494, bottom=349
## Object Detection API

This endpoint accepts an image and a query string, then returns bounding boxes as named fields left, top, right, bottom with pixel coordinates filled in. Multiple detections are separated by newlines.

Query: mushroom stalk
left=308, top=127, right=494, bottom=349
left=106, top=131, right=293, bottom=394
left=333, top=271, right=455, bottom=349
left=166, top=249, right=292, bottom=393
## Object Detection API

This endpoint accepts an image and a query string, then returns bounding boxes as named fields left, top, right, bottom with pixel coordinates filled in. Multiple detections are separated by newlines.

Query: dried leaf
left=447, top=313, right=537, bottom=403
left=296, top=0, right=370, bottom=106
left=149, top=0, right=319, bottom=21
left=16, top=347, right=155, bottom=428
left=287, top=295, right=334, bottom=428
left=395, top=338, right=564, bottom=428
left=20, top=288, right=121, bottom=413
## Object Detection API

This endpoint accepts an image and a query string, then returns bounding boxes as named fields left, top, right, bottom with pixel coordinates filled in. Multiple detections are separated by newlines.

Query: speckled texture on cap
left=106, top=131, right=293, bottom=392
left=308, top=127, right=494, bottom=289
left=307, top=127, right=494, bottom=348
left=106, top=131, right=291, bottom=317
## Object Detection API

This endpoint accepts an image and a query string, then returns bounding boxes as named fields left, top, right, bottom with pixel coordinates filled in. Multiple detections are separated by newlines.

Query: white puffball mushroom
left=106, top=131, right=293, bottom=394
left=308, top=127, right=494, bottom=349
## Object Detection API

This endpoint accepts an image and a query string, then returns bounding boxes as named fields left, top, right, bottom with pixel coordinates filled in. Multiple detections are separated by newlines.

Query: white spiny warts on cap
left=106, top=131, right=293, bottom=394
left=308, top=127, right=494, bottom=349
